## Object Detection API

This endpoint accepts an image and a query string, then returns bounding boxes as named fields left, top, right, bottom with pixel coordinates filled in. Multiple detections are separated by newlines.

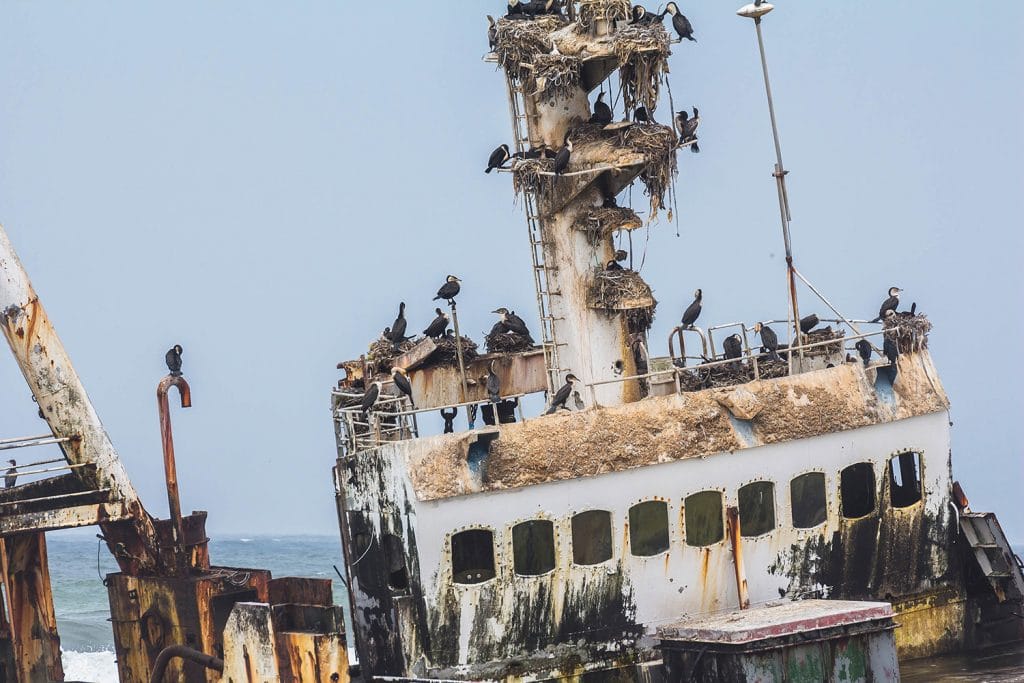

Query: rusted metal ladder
left=504, top=74, right=566, bottom=395
left=960, top=512, right=1024, bottom=603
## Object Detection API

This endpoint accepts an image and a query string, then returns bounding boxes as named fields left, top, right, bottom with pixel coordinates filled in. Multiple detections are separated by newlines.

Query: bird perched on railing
left=545, top=373, right=579, bottom=414
left=676, top=108, right=700, bottom=153
left=872, top=286, right=902, bottom=322
left=486, top=361, right=501, bottom=403
left=662, top=2, right=696, bottom=42
left=681, top=289, right=702, bottom=328
left=165, top=345, right=183, bottom=376
left=391, top=367, right=413, bottom=406
left=854, top=339, right=872, bottom=366
left=361, top=381, right=383, bottom=417
left=590, top=91, right=613, bottom=126
left=4, top=460, right=17, bottom=489
left=553, top=139, right=572, bottom=175
left=434, top=275, right=462, bottom=304
left=753, top=322, right=780, bottom=361
left=423, top=308, right=449, bottom=339
left=485, top=144, right=510, bottom=173
left=387, top=302, right=408, bottom=350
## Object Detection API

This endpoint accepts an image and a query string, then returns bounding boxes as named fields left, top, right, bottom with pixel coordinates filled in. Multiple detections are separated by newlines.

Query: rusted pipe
left=149, top=644, right=223, bottom=683
left=448, top=301, right=471, bottom=407
left=157, top=374, right=191, bottom=574
left=726, top=506, right=750, bottom=610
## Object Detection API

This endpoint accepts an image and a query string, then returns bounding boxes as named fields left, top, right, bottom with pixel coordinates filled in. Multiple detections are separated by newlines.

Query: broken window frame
left=684, top=490, right=725, bottom=547
left=571, top=509, right=614, bottom=566
left=888, top=450, right=924, bottom=509
left=450, top=527, right=497, bottom=586
left=840, top=462, right=877, bottom=519
left=382, top=533, right=410, bottom=593
left=790, top=470, right=828, bottom=529
left=511, top=518, right=557, bottom=577
left=738, top=480, right=777, bottom=538
left=628, top=499, right=671, bottom=557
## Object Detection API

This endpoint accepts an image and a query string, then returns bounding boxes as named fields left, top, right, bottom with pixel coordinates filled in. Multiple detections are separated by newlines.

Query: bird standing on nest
left=630, top=5, right=659, bottom=25
left=753, top=322, right=780, bottom=361
left=798, top=313, right=819, bottom=335
left=590, top=91, right=613, bottom=126
left=681, top=289, right=702, bottom=328
left=434, top=275, right=462, bottom=304
left=661, top=2, right=696, bottom=42
left=633, top=106, right=650, bottom=123
left=165, top=345, right=183, bottom=376
left=423, top=308, right=449, bottom=338
left=387, top=302, right=408, bottom=350
left=872, top=286, right=902, bottom=322
left=545, top=373, right=579, bottom=414
left=723, top=334, right=743, bottom=361
left=485, top=144, right=510, bottom=173
left=492, top=307, right=534, bottom=344
left=676, top=108, right=701, bottom=153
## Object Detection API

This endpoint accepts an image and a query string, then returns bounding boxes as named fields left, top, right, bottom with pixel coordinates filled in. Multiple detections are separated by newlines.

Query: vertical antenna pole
left=747, top=9, right=803, bottom=371
left=449, top=301, right=470, bottom=405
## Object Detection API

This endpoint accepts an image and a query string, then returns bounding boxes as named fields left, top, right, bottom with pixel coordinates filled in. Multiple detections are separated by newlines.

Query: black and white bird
left=799, top=314, right=819, bottom=335
left=854, top=339, right=872, bottom=367
left=387, top=302, right=408, bottom=349
left=423, top=307, right=449, bottom=338
left=434, top=275, right=462, bottom=303
left=753, top=322, right=780, bottom=361
left=487, top=15, right=498, bottom=51
left=492, top=307, right=534, bottom=343
left=606, top=258, right=624, bottom=271
left=723, top=334, right=743, bottom=360
left=486, top=361, right=501, bottom=403
left=165, top=345, right=183, bottom=376
left=4, top=459, right=17, bottom=489
left=361, top=381, right=383, bottom=416
left=882, top=337, right=900, bottom=383
left=506, top=0, right=529, bottom=19
left=545, top=373, right=580, bottom=414
left=872, top=286, right=902, bottom=322
left=590, top=91, right=613, bottom=126
left=391, top=367, right=414, bottom=406
left=681, top=288, right=702, bottom=328
left=486, top=144, right=511, bottom=173
left=662, top=2, right=696, bottom=42
left=630, top=5, right=658, bottom=25
left=676, top=108, right=700, bottom=153
left=633, top=106, right=650, bottom=123
left=553, top=139, right=572, bottom=175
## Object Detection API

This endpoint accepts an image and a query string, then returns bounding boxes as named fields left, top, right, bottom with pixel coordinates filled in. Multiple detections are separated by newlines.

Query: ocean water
left=47, top=534, right=1024, bottom=682
left=48, top=533, right=344, bottom=682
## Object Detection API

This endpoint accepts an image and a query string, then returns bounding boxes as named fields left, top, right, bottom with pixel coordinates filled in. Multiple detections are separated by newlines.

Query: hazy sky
left=1, top=3, right=1021, bottom=541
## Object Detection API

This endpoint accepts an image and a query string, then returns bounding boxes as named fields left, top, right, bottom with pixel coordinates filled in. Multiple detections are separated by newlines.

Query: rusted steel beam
left=0, top=225, right=160, bottom=574
left=0, top=533, right=64, bottom=682
left=157, top=374, right=192, bottom=576
left=726, top=506, right=750, bottom=610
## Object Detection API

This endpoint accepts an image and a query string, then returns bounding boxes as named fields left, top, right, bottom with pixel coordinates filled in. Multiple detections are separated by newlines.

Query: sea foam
left=62, top=649, right=118, bottom=682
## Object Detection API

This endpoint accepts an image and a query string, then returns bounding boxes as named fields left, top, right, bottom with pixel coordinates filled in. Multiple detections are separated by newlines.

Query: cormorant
left=552, top=139, right=572, bottom=175
left=911, top=302, right=917, bottom=315
left=487, top=15, right=498, bottom=51
left=633, top=106, right=650, bottom=123
left=573, top=391, right=585, bottom=411
left=606, top=259, right=624, bottom=271
left=513, top=145, right=553, bottom=160
left=165, top=345, right=183, bottom=376
left=486, top=144, right=510, bottom=173
left=391, top=367, right=414, bottom=406
left=872, top=286, right=902, bottom=322
left=723, top=334, right=743, bottom=360
left=486, top=361, right=501, bottom=403
left=676, top=108, right=700, bottom=153
left=492, top=308, right=534, bottom=343
left=545, top=373, right=579, bottom=414
left=630, top=5, right=658, bottom=25
left=4, top=460, right=17, bottom=489
left=590, top=92, right=613, bottom=126
left=387, top=302, right=407, bottom=348
left=663, top=2, right=696, bottom=42
left=854, top=339, right=872, bottom=366
left=434, top=275, right=462, bottom=303
left=361, top=381, right=382, bottom=416
left=506, top=0, right=529, bottom=19
left=753, top=322, right=780, bottom=361
left=882, top=337, right=899, bottom=383
left=423, top=307, right=449, bottom=338
left=440, top=407, right=458, bottom=433
left=681, top=288, right=702, bottom=328
left=799, top=314, right=819, bottom=335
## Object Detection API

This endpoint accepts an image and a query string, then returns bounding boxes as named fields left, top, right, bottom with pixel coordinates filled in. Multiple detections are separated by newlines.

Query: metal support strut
left=157, top=374, right=191, bottom=575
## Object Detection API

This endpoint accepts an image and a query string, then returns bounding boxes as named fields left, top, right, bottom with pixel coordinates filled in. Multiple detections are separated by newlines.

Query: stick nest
left=427, top=334, right=479, bottom=367
left=485, top=331, right=534, bottom=354
left=530, top=53, right=582, bottom=101
left=512, top=157, right=556, bottom=198
left=367, top=338, right=415, bottom=374
left=576, top=206, right=643, bottom=244
left=800, top=327, right=845, bottom=357
left=494, top=16, right=569, bottom=84
left=624, top=124, right=678, bottom=221
left=576, top=0, right=631, bottom=33
left=588, top=267, right=656, bottom=310
left=614, top=23, right=671, bottom=114
left=886, top=313, right=931, bottom=352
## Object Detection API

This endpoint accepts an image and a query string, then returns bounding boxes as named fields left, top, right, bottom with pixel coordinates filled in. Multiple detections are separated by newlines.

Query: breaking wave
left=62, top=649, right=118, bottom=682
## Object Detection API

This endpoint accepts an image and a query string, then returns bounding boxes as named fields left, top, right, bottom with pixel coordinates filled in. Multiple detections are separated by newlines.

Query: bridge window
left=840, top=463, right=876, bottom=519
left=791, top=472, right=827, bottom=528
left=738, top=481, right=776, bottom=537
left=889, top=451, right=923, bottom=508
left=572, top=510, right=613, bottom=565
left=512, top=520, right=556, bottom=576
left=451, top=529, right=495, bottom=584
left=629, top=501, right=670, bottom=556
left=382, top=534, right=409, bottom=591
left=685, top=491, right=724, bottom=547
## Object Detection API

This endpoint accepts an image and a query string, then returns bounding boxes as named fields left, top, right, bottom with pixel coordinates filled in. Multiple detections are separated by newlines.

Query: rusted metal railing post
left=448, top=301, right=471, bottom=408
left=726, top=505, right=750, bottom=610
left=157, top=374, right=191, bottom=574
